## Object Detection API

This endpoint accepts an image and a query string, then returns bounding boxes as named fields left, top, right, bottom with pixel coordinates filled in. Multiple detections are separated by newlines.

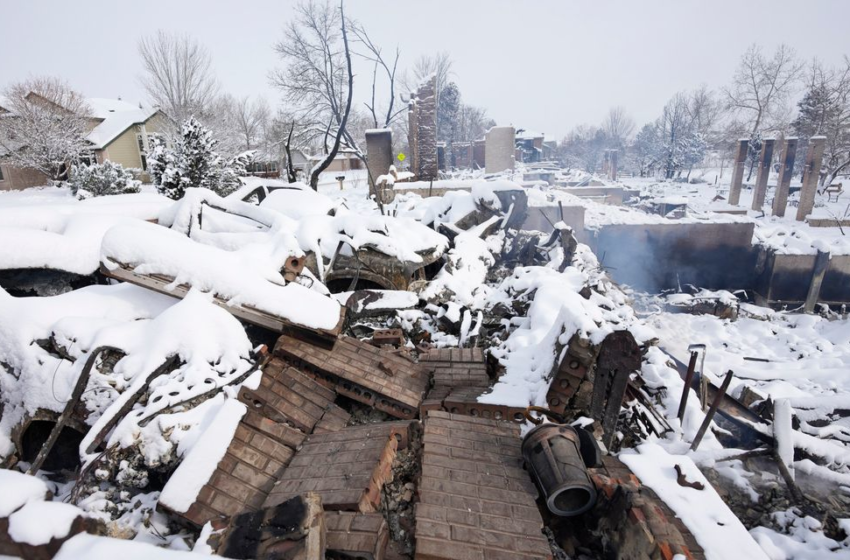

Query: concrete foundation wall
left=756, top=252, right=850, bottom=306
left=521, top=205, right=588, bottom=243
left=589, top=222, right=758, bottom=292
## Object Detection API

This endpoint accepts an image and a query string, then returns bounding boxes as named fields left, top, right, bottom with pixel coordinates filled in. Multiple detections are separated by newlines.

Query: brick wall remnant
left=407, top=77, right=438, bottom=181
left=274, top=335, right=429, bottom=420
left=415, top=411, right=553, bottom=560
left=419, top=348, right=490, bottom=388
left=326, top=511, right=388, bottom=560
left=264, top=421, right=411, bottom=513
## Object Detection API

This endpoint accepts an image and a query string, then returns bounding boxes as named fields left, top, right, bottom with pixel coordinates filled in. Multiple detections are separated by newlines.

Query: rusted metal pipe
left=522, top=424, right=597, bottom=516
left=677, top=351, right=699, bottom=422
left=690, top=370, right=734, bottom=451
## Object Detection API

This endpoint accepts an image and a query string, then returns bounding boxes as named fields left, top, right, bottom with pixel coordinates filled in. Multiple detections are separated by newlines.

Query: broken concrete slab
left=415, top=411, right=552, bottom=560
left=275, top=335, right=429, bottom=420
left=264, top=421, right=411, bottom=513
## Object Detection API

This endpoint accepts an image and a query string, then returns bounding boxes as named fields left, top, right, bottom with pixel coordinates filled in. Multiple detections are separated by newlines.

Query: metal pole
left=677, top=351, right=699, bottom=422
left=690, top=370, right=734, bottom=451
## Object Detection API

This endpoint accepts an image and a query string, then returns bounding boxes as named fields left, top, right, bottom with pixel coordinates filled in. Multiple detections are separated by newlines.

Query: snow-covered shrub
left=67, top=161, right=141, bottom=199
left=154, top=117, right=248, bottom=200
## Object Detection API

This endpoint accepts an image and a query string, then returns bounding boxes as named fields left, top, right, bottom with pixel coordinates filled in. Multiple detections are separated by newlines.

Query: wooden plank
left=100, top=262, right=345, bottom=341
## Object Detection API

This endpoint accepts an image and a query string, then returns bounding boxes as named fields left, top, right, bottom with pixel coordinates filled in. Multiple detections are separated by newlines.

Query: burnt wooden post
left=728, top=139, right=749, bottom=206
left=751, top=138, right=775, bottom=211
left=690, top=370, right=734, bottom=451
left=772, top=138, right=798, bottom=217
left=590, top=330, right=642, bottom=450
left=676, top=351, right=699, bottom=422
left=796, top=136, right=827, bottom=221
left=804, top=250, right=830, bottom=313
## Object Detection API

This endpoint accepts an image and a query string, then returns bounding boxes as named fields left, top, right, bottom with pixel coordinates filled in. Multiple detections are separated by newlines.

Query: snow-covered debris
left=0, top=469, right=50, bottom=517
left=158, top=397, right=247, bottom=513
left=8, top=500, right=87, bottom=546
left=481, top=244, right=650, bottom=408
left=0, top=192, right=171, bottom=274
left=259, top=183, right=337, bottom=219
left=55, top=532, right=212, bottom=559
left=100, top=221, right=342, bottom=332
left=621, top=443, right=771, bottom=560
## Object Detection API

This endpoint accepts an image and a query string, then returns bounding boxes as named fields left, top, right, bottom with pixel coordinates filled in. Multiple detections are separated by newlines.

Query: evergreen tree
left=155, top=117, right=244, bottom=200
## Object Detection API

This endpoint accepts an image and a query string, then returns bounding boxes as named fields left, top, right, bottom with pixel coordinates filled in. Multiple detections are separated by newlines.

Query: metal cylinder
left=521, top=424, right=597, bottom=517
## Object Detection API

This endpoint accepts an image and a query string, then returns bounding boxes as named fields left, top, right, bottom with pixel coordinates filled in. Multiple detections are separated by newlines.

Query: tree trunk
left=308, top=1, right=355, bottom=191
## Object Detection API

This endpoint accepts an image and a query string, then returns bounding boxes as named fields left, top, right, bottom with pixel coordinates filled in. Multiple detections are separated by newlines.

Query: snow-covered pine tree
left=155, top=117, right=246, bottom=200
left=179, top=117, right=220, bottom=191
left=146, top=135, right=169, bottom=187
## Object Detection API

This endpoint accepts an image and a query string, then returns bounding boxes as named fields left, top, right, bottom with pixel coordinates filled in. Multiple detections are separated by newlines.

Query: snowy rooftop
left=85, top=97, right=160, bottom=150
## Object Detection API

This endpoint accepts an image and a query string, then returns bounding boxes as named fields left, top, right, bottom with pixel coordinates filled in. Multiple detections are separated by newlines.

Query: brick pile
left=264, top=421, right=411, bottom=513
left=275, top=335, right=429, bottom=420
left=420, top=385, right=528, bottom=424
left=238, top=359, right=345, bottom=432
left=415, top=411, right=552, bottom=560
left=419, top=348, right=490, bottom=388
left=161, top=359, right=352, bottom=527
left=326, top=512, right=388, bottom=560
left=589, top=456, right=705, bottom=560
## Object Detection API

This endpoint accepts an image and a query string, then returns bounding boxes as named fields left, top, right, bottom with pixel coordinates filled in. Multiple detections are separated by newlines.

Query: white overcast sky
left=3, top=0, right=850, bottom=138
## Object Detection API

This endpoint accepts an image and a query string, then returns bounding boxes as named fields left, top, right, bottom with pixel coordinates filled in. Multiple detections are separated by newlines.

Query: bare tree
left=138, top=30, right=219, bottom=124
left=350, top=22, right=403, bottom=129
left=231, top=96, right=269, bottom=151
left=602, top=106, right=636, bottom=146
left=271, top=0, right=355, bottom=190
left=724, top=44, right=804, bottom=136
left=0, top=77, right=92, bottom=181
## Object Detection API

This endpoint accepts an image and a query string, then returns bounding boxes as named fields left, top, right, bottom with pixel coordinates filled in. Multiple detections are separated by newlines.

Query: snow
left=0, top=190, right=171, bottom=274
left=158, top=397, right=246, bottom=513
left=101, top=221, right=343, bottom=332
left=751, top=509, right=850, bottom=560
left=55, top=533, right=213, bottom=559
left=621, top=443, right=771, bottom=560
left=0, top=469, right=49, bottom=517
left=8, top=500, right=84, bottom=545
left=260, top=184, right=336, bottom=219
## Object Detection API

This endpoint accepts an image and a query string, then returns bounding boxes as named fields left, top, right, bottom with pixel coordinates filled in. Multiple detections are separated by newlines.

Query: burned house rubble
left=2, top=163, right=850, bottom=560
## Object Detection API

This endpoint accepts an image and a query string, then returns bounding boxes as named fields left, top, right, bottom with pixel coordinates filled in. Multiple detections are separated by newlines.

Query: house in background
left=0, top=95, right=170, bottom=191
left=308, top=148, right=363, bottom=173
left=84, top=98, right=171, bottom=180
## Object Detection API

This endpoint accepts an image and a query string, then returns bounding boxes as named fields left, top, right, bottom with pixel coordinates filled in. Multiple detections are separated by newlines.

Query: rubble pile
left=1, top=174, right=847, bottom=560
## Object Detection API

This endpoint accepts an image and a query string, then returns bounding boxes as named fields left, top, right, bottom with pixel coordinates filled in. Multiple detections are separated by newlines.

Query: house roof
left=85, top=98, right=160, bottom=150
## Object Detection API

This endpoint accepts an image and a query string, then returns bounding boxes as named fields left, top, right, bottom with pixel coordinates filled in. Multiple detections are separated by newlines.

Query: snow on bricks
left=275, top=335, right=429, bottom=419
left=264, top=421, right=412, bottom=513
left=415, top=411, right=552, bottom=560
left=160, top=360, right=350, bottom=527
left=589, top=455, right=706, bottom=560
